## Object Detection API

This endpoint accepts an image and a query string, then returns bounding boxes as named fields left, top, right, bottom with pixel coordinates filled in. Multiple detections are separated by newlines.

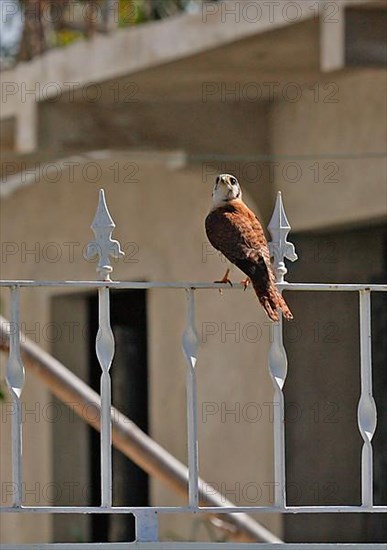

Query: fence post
left=267, top=191, right=297, bottom=508
left=182, top=288, right=200, bottom=508
left=358, top=289, right=377, bottom=508
left=6, top=285, right=25, bottom=507
left=85, top=189, right=124, bottom=507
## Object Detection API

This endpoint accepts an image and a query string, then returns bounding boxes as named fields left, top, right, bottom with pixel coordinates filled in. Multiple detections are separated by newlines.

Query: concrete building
left=1, top=0, right=386, bottom=544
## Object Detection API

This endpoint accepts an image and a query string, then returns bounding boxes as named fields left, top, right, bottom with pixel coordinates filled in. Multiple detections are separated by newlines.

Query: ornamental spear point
left=268, top=191, right=298, bottom=284
left=84, top=189, right=124, bottom=281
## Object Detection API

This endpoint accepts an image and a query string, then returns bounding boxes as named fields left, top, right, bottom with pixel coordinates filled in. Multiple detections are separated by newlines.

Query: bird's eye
left=231, top=177, right=237, bottom=185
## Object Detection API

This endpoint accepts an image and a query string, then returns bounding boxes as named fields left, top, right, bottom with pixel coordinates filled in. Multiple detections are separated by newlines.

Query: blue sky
left=0, top=0, right=23, bottom=62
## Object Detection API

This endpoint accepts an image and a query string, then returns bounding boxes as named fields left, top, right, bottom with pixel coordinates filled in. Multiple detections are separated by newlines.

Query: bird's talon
left=241, top=278, right=250, bottom=291
left=214, top=268, right=232, bottom=289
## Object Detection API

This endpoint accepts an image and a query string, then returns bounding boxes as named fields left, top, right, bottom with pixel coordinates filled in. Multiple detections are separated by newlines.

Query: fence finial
left=268, top=191, right=298, bottom=283
left=84, top=189, right=124, bottom=281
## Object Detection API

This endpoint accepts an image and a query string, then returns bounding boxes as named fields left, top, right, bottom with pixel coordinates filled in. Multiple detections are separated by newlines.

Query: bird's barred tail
left=251, top=278, right=293, bottom=322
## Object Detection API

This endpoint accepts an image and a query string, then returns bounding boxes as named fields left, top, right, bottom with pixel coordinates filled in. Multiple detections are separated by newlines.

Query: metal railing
left=1, top=189, right=386, bottom=548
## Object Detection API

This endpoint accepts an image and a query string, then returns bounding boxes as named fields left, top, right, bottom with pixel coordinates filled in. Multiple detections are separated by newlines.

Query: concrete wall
left=269, top=68, right=386, bottom=231
left=0, top=154, right=280, bottom=543
left=38, top=100, right=268, bottom=159
left=0, top=0, right=322, bottom=153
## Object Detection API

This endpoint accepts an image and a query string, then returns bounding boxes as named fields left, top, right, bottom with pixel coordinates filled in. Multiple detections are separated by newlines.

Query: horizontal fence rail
left=1, top=190, right=386, bottom=549
left=1, top=281, right=386, bottom=290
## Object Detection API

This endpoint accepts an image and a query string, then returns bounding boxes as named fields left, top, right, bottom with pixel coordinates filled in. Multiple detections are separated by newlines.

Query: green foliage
left=2, top=1, right=217, bottom=67
left=118, top=0, right=146, bottom=27
left=54, top=30, right=86, bottom=48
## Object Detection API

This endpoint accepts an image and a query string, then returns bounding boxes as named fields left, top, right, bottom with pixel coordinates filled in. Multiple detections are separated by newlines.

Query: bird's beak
left=225, top=179, right=234, bottom=191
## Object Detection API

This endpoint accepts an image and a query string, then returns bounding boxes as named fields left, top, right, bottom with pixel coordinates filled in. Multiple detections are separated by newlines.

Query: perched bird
left=205, top=174, right=293, bottom=322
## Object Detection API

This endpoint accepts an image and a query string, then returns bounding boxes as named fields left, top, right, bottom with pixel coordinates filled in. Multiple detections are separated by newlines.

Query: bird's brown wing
left=205, top=200, right=273, bottom=281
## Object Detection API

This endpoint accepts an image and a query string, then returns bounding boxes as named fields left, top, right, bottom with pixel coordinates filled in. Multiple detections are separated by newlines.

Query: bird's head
left=211, top=174, right=242, bottom=206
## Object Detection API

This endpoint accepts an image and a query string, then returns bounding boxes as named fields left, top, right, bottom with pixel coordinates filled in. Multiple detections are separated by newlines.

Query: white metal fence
left=1, top=189, right=386, bottom=549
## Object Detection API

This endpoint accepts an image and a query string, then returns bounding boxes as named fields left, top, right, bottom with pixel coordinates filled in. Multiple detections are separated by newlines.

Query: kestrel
left=205, top=174, right=293, bottom=322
